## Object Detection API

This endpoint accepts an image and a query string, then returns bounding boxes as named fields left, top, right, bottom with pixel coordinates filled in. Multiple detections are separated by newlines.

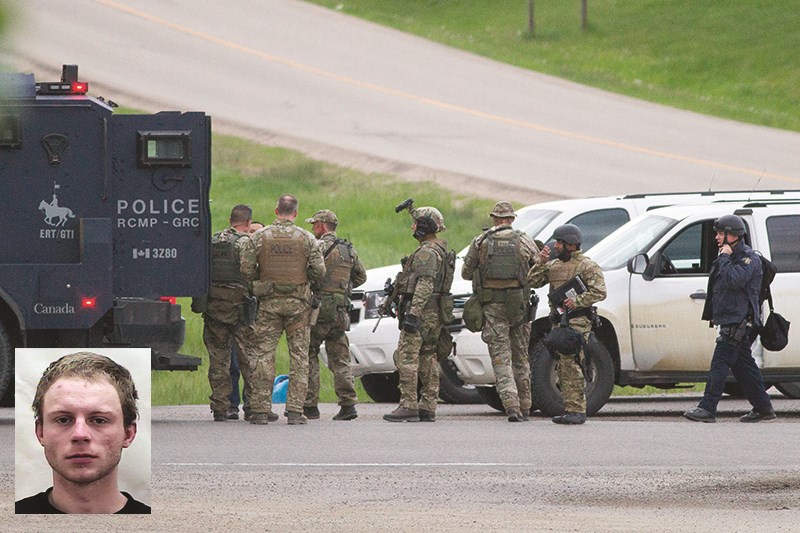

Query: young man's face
left=35, top=377, right=136, bottom=486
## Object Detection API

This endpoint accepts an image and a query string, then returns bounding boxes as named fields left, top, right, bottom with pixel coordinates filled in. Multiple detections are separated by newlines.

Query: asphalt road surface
left=5, top=0, right=800, bottom=203
left=2, top=395, right=799, bottom=531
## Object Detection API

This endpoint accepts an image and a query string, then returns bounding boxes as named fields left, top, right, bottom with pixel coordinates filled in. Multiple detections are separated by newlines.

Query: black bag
left=761, top=311, right=790, bottom=352
left=543, top=313, right=584, bottom=360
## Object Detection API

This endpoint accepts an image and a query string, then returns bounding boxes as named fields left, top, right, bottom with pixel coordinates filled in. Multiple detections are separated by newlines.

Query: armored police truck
left=0, top=65, right=211, bottom=404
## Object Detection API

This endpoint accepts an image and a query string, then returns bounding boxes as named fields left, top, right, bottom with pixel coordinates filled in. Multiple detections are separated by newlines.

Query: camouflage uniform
left=240, top=219, right=326, bottom=416
left=462, top=202, right=539, bottom=415
left=527, top=250, right=606, bottom=414
left=304, top=222, right=367, bottom=409
left=200, top=227, right=258, bottom=416
left=393, top=237, right=451, bottom=414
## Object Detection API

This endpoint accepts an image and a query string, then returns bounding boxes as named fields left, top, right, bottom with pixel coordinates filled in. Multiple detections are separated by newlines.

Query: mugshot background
left=14, top=348, right=152, bottom=506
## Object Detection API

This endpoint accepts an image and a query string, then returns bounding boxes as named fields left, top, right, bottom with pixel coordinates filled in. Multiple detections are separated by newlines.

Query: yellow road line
left=96, top=0, right=798, bottom=184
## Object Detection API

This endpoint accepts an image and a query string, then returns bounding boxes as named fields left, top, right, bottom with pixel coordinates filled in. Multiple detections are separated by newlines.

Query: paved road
left=3, top=396, right=799, bottom=531
left=5, top=0, right=800, bottom=203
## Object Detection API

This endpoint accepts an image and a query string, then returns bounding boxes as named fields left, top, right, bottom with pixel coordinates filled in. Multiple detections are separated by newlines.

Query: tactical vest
left=398, top=242, right=447, bottom=295
left=320, top=238, right=354, bottom=295
left=258, top=226, right=308, bottom=285
left=211, top=231, right=247, bottom=289
left=478, top=229, right=525, bottom=289
left=548, top=253, right=585, bottom=292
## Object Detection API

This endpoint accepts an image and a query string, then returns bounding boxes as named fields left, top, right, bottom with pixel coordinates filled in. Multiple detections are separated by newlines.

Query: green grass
left=307, top=0, right=800, bottom=132
left=152, top=133, right=497, bottom=405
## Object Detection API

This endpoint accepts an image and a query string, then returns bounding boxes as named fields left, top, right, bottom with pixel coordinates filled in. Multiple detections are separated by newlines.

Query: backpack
left=755, top=252, right=777, bottom=306
left=755, top=252, right=791, bottom=352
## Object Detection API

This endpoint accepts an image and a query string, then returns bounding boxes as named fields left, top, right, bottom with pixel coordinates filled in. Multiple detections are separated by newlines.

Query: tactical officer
left=303, top=209, right=366, bottom=421
left=684, top=214, right=776, bottom=423
left=527, top=224, right=606, bottom=425
left=383, top=206, right=454, bottom=422
left=240, top=195, right=326, bottom=425
left=462, top=201, right=539, bottom=422
left=193, top=205, right=262, bottom=422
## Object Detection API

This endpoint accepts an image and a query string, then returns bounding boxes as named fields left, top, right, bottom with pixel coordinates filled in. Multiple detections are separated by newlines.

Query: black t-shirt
left=15, top=487, right=151, bottom=514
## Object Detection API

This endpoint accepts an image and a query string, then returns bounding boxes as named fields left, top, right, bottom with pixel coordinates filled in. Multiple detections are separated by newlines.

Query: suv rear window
left=568, top=208, right=630, bottom=251
left=767, top=215, right=800, bottom=273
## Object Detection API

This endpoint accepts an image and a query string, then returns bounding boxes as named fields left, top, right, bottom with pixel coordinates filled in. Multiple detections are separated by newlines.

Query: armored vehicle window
left=767, top=215, right=800, bottom=273
left=138, top=131, right=191, bottom=166
left=568, top=208, right=630, bottom=251
left=0, top=114, right=21, bottom=148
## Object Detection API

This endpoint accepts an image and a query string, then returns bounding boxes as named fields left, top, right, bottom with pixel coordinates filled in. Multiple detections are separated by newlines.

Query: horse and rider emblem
left=39, top=184, right=75, bottom=227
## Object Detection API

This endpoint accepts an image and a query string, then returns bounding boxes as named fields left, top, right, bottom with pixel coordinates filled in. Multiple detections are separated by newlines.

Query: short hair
left=32, top=352, right=139, bottom=427
left=276, top=194, right=298, bottom=216
left=324, top=220, right=337, bottom=231
left=230, top=204, right=252, bottom=225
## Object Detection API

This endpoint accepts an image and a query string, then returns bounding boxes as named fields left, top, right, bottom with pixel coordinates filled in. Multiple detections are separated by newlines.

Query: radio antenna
left=748, top=170, right=766, bottom=201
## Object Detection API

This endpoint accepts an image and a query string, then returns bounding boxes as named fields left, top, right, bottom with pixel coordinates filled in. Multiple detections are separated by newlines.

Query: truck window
left=658, top=221, right=718, bottom=275
left=767, top=215, right=800, bottom=273
left=568, top=208, right=630, bottom=251
left=137, top=131, right=192, bottom=166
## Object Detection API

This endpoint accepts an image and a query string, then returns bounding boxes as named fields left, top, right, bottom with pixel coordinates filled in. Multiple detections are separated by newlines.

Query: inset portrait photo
left=14, top=348, right=151, bottom=514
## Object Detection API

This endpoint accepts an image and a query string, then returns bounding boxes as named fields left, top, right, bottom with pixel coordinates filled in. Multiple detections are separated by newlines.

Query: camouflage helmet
left=305, top=209, right=338, bottom=226
left=489, top=201, right=516, bottom=218
left=550, top=224, right=582, bottom=246
left=714, top=214, right=746, bottom=236
left=413, top=206, right=446, bottom=232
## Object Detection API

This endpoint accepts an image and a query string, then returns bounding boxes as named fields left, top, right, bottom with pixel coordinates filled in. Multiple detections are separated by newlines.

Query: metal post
left=581, top=0, right=588, bottom=32
left=528, top=0, right=535, bottom=36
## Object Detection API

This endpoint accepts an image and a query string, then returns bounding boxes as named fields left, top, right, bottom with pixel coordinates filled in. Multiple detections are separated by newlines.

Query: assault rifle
left=373, top=277, right=401, bottom=332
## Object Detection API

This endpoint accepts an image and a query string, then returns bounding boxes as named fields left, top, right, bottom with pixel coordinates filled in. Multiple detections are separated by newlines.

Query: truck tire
left=476, top=386, right=505, bottom=412
left=0, top=322, right=12, bottom=407
left=775, top=382, right=800, bottom=399
left=360, top=372, right=400, bottom=403
left=531, top=335, right=614, bottom=417
left=438, top=359, right=482, bottom=404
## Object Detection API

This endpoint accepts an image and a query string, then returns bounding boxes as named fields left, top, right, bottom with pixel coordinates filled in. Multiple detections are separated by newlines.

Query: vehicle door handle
left=690, top=290, right=706, bottom=300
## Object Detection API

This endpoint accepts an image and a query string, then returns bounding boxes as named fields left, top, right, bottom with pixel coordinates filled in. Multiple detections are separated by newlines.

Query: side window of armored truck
left=568, top=208, right=630, bottom=251
left=766, top=215, right=800, bottom=272
left=657, top=220, right=721, bottom=276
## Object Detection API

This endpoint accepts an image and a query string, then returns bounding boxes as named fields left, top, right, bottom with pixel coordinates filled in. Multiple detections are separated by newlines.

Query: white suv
left=333, top=191, right=799, bottom=403
left=524, top=200, right=800, bottom=416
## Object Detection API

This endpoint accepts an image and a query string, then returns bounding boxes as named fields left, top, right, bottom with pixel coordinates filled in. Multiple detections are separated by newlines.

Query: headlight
left=363, top=290, right=383, bottom=320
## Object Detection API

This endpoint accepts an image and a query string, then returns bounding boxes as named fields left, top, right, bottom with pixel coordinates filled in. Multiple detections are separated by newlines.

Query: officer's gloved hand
left=402, top=314, right=421, bottom=333
left=190, top=296, right=207, bottom=314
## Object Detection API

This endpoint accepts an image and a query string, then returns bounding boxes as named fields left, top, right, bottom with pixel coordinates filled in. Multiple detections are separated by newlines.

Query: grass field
left=152, top=134, right=497, bottom=405
left=307, top=0, right=800, bottom=132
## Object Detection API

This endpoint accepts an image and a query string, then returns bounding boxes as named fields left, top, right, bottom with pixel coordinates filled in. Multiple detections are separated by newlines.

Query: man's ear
left=122, top=422, right=137, bottom=449
left=35, top=420, right=44, bottom=446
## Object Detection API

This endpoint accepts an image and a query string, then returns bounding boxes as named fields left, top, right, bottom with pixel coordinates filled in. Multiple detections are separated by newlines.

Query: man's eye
left=54, top=417, right=72, bottom=424
left=92, top=418, right=109, bottom=425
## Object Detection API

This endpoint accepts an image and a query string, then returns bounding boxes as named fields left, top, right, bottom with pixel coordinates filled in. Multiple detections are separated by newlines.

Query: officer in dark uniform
left=684, top=214, right=776, bottom=423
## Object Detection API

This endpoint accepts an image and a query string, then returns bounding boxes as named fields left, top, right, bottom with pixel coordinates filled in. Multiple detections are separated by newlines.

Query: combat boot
left=739, top=409, right=776, bottom=423
left=266, top=411, right=279, bottom=422
left=506, top=407, right=524, bottom=422
left=287, top=411, right=308, bottom=425
left=418, top=409, right=436, bottom=422
left=226, top=407, right=239, bottom=420
left=383, top=406, right=419, bottom=422
left=683, top=407, right=716, bottom=423
left=333, top=405, right=358, bottom=421
left=213, top=411, right=227, bottom=422
left=249, top=413, right=269, bottom=425
left=303, top=406, right=321, bottom=420
left=552, top=412, right=586, bottom=425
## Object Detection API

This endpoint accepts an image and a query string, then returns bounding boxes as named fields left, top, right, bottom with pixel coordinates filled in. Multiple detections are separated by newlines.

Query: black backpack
left=755, top=252, right=790, bottom=352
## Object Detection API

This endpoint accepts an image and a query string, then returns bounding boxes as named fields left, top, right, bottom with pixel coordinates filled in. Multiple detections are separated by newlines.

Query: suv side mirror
left=627, top=253, right=653, bottom=280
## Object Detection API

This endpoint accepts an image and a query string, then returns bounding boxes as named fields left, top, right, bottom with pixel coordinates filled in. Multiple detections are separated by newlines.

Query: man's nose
left=71, top=417, right=91, bottom=441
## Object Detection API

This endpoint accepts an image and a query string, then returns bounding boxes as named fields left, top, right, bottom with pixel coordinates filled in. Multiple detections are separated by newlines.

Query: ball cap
left=305, top=209, right=338, bottom=225
left=490, top=201, right=516, bottom=218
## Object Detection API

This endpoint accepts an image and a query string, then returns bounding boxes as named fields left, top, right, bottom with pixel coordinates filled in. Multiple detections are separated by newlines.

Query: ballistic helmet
left=413, top=206, right=446, bottom=232
left=714, top=214, right=746, bottom=236
left=550, top=224, right=582, bottom=246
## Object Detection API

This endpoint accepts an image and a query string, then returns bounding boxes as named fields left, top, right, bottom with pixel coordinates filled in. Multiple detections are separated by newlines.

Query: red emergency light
left=160, top=296, right=177, bottom=305
left=71, top=81, right=88, bottom=94
left=81, top=297, right=96, bottom=309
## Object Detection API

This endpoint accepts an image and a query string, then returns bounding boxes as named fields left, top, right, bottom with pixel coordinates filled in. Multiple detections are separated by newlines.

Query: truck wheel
left=360, top=372, right=400, bottom=403
left=775, top=382, right=800, bottom=399
left=476, top=386, right=505, bottom=412
left=531, top=335, right=614, bottom=417
left=437, top=359, right=482, bottom=404
left=0, top=322, right=12, bottom=407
